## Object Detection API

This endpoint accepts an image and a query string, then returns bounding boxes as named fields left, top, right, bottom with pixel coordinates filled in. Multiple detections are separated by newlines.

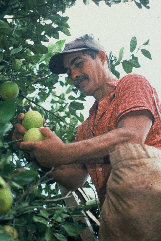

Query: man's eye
left=75, top=61, right=83, bottom=68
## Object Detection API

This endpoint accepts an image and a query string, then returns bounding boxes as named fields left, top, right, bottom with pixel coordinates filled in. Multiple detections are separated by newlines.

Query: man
left=13, top=34, right=161, bottom=241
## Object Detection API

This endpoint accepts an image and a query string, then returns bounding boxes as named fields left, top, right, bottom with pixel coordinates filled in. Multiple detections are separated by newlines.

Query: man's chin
left=80, top=88, right=92, bottom=96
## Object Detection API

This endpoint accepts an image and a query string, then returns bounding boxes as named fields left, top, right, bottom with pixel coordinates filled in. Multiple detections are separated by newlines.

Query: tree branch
left=20, top=93, right=71, bottom=126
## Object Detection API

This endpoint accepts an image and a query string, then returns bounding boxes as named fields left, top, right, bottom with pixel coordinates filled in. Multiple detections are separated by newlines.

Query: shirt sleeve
left=75, top=124, right=83, bottom=142
left=115, top=74, right=155, bottom=123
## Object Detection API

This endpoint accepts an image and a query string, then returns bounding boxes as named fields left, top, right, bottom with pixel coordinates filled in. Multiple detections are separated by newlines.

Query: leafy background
left=0, top=0, right=152, bottom=240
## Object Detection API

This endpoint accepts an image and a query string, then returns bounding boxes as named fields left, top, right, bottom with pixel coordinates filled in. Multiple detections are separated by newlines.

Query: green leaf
left=0, top=226, right=12, bottom=241
left=114, top=47, right=124, bottom=66
left=60, top=27, right=71, bottom=36
left=0, top=65, right=5, bottom=71
left=134, top=1, right=142, bottom=8
left=53, top=233, right=67, bottom=241
left=129, top=55, right=141, bottom=68
left=34, top=44, right=48, bottom=54
left=12, top=59, right=23, bottom=70
left=0, top=233, right=12, bottom=241
left=122, top=60, right=133, bottom=73
left=0, top=20, right=10, bottom=29
left=62, top=223, right=80, bottom=237
left=24, top=0, right=38, bottom=9
left=92, top=0, right=100, bottom=6
left=13, top=170, right=38, bottom=185
left=78, top=113, right=84, bottom=122
left=54, top=216, right=63, bottom=223
left=48, top=40, right=65, bottom=55
left=10, top=181, right=23, bottom=189
left=39, top=209, right=49, bottom=219
left=33, top=216, right=49, bottom=226
left=0, top=99, right=16, bottom=124
left=11, top=46, right=23, bottom=55
left=0, top=122, right=12, bottom=135
left=143, top=39, right=150, bottom=45
left=45, top=228, right=57, bottom=241
left=104, top=0, right=111, bottom=6
left=140, top=0, right=150, bottom=8
left=111, top=66, right=120, bottom=78
left=130, top=36, right=137, bottom=52
left=117, top=47, right=124, bottom=63
left=83, top=0, right=89, bottom=4
left=141, top=49, right=152, bottom=59
left=0, top=51, right=3, bottom=61
left=69, top=101, right=84, bottom=110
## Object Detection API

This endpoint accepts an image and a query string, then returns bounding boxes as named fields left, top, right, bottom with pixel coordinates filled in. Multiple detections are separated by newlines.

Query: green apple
left=3, top=225, right=19, bottom=241
left=23, top=128, right=45, bottom=142
left=22, top=110, right=43, bottom=130
left=0, top=176, right=13, bottom=215
left=0, top=81, right=19, bottom=100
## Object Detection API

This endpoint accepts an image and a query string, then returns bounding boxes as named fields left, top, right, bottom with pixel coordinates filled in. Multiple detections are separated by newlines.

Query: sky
left=57, top=0, right=161, bottom=117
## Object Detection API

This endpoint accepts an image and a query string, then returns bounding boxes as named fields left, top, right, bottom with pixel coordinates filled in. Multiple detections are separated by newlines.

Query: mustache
left=74, top=75, right=89, bottom=88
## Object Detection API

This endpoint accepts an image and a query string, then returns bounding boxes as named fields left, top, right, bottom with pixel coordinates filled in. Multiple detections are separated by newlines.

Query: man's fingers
left=39, top=127, right=54, bottom=138
left=15, top=123, right=26, bottom=135
left=12, top=124, right=26, bottom=146
left=19, top=142, right=35, bottom=152
left=18, top=113, right=25, bottom=122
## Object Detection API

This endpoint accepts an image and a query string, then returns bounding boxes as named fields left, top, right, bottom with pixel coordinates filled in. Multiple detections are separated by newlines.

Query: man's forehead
left=63, top=52, right=84, bottom=68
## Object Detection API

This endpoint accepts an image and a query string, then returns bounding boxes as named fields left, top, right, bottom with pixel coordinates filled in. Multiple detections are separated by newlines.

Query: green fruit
left=0, top=176, right=13, bottom=215
left=0, top=81, right=19, bottom=100
left=3, top=225, right=19, bottom=241
left=23, top=128, right=45, bottom=142
left=22, top=111, right=43, bottom=130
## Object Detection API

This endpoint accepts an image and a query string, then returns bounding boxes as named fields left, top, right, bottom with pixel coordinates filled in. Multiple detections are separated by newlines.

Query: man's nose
left=71, top=69, right=80, bottom=82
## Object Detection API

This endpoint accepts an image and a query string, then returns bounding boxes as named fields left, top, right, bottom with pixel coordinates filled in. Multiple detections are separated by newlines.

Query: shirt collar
left=89, top=80, right=118, bottom=115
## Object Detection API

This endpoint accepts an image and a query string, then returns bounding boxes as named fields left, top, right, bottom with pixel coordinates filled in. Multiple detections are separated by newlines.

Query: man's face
left=63, top=51, right=107, bottom=97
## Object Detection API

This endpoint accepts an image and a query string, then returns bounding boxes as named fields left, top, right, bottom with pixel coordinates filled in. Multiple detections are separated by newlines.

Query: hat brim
left=49, top=47, right=90, bottom=74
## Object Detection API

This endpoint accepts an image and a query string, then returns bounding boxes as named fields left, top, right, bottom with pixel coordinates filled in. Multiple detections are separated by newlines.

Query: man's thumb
left=39, top=127, right=53, bottom=138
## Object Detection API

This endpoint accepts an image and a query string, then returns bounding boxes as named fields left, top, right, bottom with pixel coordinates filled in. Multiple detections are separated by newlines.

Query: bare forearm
left=21, top=127, right=135, bottom=169
left=49, top=164, right=88, bottom=191
left=61, top=127, right=135, bottom=166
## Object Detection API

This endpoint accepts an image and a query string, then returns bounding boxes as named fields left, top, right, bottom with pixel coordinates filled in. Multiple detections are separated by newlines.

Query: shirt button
left=99, top=168, right=102, bottom=172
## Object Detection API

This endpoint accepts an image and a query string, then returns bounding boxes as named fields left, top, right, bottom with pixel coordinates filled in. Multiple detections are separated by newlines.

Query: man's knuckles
left=18, top=113, right=25, bottom=121
left=39, top=127, right=54, bottom=138
left=15, top=123, right=26, bottom=135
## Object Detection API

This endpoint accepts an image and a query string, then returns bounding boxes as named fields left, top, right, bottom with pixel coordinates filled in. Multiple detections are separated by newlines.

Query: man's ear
left=98, top=50, right=107, bottom=65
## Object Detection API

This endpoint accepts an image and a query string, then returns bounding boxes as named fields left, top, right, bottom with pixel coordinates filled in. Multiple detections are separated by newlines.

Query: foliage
left=84, top=0, right=150, bottom=8
left=0, top=0, right=152, bottom=240
left=110, top=37, right=151, bottom=78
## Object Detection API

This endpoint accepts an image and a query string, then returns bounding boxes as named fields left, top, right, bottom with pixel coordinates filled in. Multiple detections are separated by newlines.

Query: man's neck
left=94, top=79, right=117, bottom=102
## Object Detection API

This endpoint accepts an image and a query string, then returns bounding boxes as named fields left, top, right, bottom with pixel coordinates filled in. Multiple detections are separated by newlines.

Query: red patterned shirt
left=76, top=74, right=161, bottom=204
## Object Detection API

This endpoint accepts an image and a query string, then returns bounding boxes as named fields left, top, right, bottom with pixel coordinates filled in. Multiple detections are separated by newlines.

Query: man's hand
left=19, top=127, right=66, bottom=169
left=12, top=113, right=26, bottom=147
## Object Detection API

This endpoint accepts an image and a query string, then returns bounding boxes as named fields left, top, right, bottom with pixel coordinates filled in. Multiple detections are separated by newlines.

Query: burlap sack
left=99, top=143, right=161, bottom=241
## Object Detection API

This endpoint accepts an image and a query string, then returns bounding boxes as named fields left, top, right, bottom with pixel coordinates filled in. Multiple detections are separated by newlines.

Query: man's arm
left=117, top=109, right=153, bottom=143
left=49, top=164, right=88, bottom=191
left=19, top=109, right=152, bottom=168
left=14, top=109, right=152, bottom=190
left=60, top=110, right=152, bottom=165
left=50, top=109, right=152, bottom=190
